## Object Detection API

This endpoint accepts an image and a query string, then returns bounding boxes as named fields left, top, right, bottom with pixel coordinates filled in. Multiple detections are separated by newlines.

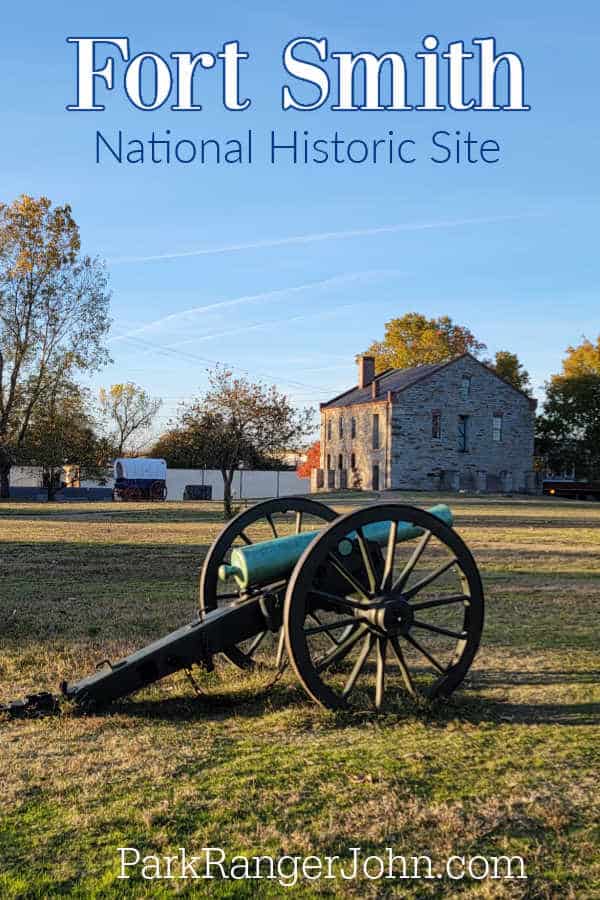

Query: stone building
left=313, top=353, right=537, bottom=494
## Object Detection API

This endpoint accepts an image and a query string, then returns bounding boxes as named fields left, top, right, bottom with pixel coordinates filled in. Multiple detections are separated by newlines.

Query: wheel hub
left=361, top=594, right=414, bottom=636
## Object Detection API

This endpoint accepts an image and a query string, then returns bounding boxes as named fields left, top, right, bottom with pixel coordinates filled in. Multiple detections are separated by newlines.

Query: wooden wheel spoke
left=355, top=527, right=378, bottom=593
left=238, top=530, right=253, bottom=546
left=303, top=617, right=357, bottom=637
left=375, top=636, right=387, bottom=709
left=389, top=636, right=417, bottom=697
left=412, top=619, right=466, bottom=640
left=275, top=628, right=286, bottom=670
left=315, top=624, right=366, bottom=672
left=295, top=511, right=303, bottom=534
left=308, top=588, right=367, bottom=613
left=265, top=514, right=278, bottom=539
left=327, top=552, right=371, bottom=601
left=380, top=520, right=398, bottom=591
left=393, top=530, right=432, bottom=593
left=247, top=630, right=269, bottom=656
left=403, top=633, right=447, bottom=674
left=411, top=594, right=469, bottom=612
left=403, top=557, right=458, bottom=600
left=343, top=634, right=374, bottom=697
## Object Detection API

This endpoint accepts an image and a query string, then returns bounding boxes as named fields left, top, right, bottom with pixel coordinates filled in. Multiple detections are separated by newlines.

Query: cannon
left=2, top=498, right=484, bottom=716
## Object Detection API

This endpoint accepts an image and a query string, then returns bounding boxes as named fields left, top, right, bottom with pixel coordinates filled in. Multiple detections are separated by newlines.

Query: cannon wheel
left=284, top=504, right=484, bottom=710
left=199, top=496, right=338, bottom=669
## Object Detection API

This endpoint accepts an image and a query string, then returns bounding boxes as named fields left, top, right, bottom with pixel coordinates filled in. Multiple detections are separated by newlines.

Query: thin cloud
left=163, top=303, right=358, bottom=348
left=107, top=214, right=534, bottom=265
left=110, top=269, right=401, bottom=343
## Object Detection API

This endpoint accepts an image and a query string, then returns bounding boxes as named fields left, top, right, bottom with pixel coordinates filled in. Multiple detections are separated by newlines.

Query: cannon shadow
left=98, top=665, right=600, bottom=729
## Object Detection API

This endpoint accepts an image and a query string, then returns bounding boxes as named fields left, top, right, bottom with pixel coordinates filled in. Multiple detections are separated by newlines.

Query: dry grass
left=0, top=494, right=599, bottom=898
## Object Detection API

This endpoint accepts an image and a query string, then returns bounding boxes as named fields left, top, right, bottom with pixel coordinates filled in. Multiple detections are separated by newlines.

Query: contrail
left=110, top=269, right=401, bottom=342
left=107, top=214, right=534, bottom=265
left=163, top=302, right=358, bottom=348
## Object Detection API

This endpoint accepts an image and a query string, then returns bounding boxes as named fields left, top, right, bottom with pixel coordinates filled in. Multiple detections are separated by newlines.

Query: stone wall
left=389, top=355, right=536, bottom=492
left=318, top=356, right=536, bottom=494
left=320, top=399, right=389, bottom=490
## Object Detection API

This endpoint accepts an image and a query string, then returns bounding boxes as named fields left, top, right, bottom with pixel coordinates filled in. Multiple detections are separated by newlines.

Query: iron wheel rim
left=199, top=496, right=338, bottom=669
left=284, top=503, right=484, bottom=710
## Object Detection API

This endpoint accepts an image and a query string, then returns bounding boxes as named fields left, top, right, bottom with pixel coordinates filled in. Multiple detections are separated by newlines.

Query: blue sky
left=1, top=1, right=598, bottom=434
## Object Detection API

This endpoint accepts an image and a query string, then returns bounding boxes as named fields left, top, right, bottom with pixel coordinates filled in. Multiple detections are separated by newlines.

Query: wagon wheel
left=150, top=480, right=166, bottom=501
left=199, top=497, right=337, bottom=669
left=284, top=504, right=484, bottom=711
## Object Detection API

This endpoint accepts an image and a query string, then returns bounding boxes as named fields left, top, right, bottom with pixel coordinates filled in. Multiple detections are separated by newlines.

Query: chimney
left=358, top=355, right=375, bottom=389
left=371, top=380, right=378, bottom=399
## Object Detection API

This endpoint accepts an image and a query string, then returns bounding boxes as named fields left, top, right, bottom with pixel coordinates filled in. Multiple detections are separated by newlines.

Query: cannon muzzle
left=219, top=503, right=453, bottom=589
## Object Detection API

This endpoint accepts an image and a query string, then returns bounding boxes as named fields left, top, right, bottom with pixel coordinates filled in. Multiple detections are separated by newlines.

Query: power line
left=115, top=332, right=341, bottom=396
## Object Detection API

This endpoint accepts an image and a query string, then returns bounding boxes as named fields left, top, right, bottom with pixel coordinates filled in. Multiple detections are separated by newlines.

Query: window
left=372, top=464, right=380, bottom=491
left=338, top=454, right=344, bottom=470
left=350, top=452, right=356, bottom=469
left=339, top=416, right=344, bottom=438
left=432, top=410, right=442, bottom=439
left=458, top=415, right=469, bottom=452
left=326, top=454, right=331, bottom=470
left=460, top=374, right=472, bottom=401
left=493, top=414, right=503, bottom=442
left=327, top=419, right=332, bottom=441
left=372, top=413, right=380, bottom=449
left=351, top=417, right=356, bottom=439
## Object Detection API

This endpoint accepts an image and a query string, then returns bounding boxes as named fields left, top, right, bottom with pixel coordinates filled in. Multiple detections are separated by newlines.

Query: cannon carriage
left=3, top=498, right=484, bottom=717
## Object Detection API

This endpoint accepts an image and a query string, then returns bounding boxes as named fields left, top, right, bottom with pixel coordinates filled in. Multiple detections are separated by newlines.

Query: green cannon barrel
left=218, top=504, right=453, bottom=590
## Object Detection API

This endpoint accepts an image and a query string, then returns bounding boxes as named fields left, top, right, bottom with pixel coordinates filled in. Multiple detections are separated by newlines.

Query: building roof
left=320, top=353, right=539, bottom=410
left=320, top=360, right=451, bottom=409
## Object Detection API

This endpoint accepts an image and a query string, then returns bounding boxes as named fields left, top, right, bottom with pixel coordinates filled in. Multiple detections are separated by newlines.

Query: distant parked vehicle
left=113, top=458, right=167, bottom=501
left=543, top=479, right=600, bottom=501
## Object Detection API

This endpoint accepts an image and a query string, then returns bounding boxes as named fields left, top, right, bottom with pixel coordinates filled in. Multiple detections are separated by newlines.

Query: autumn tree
left=561, top=335, right=600, bottom=377
left=18, top=379, right=104, bottom=500
left=536, top=373, right=600, bottom=480
left=99, top=382, right=161, bottom=456
left=175, top=367, right=313, bottom=517
left=296, top=440, right=320, bottom=478
left=0, top=195, right=111, bottom=496
left=489, top=350, right=532, bottom=394
left=361, top=313, right=486, bottom=372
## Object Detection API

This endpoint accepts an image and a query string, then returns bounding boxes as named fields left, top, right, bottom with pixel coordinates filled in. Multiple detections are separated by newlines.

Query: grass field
left=1, top=494, right=599, bottom=898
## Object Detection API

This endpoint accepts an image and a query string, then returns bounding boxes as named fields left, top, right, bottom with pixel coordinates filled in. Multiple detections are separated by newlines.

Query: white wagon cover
left=114, top=458, right=167, bottom=480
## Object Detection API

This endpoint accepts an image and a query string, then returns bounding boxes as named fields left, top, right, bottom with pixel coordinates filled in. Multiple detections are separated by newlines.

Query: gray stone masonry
left=317, top=354, right=536, bottom=493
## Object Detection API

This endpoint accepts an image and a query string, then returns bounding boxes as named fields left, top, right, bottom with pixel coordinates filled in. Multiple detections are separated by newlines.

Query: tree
left=176, top=367, right=313, bottom=517
left=99, top=382, right=161, bottom=456
left=536, top=373, right=600, bottom=480
left=296, top=440, right=320, bottom=478
left=561, top=335, right=600, bottom=377
left=0, top=195, right=111, bottom=496
left=489, top=350, right=532, bottom=394
left=18, top=380, right=105, bottom=500
left=151, top=417, right=225, bottom=470
left=361, top=313, right=486, bottom=372
left=151, top=428, right=200, bottom=469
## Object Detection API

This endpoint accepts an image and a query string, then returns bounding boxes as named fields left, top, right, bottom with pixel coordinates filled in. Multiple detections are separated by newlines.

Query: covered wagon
left=113, top=458, right=167, bottom=501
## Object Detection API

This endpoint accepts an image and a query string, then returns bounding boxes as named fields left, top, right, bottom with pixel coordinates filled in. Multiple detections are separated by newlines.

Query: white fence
left=164, top=469, right=309, bottom=501
left=11, top=466, right=309, bottom=502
